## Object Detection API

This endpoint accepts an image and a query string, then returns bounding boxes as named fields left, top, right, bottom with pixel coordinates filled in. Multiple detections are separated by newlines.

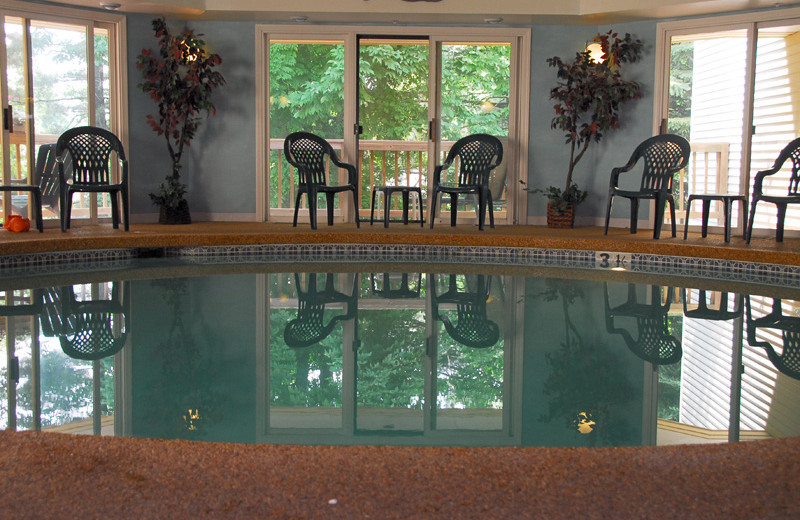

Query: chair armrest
left=432, top=165, right=445, bottom=186
left=329, top=153, right=358, bottom=186
left=609, top=166, right=627, bottom=189
left=119, top=158, right=129, bottom=185
left=752, top=165, right=781, bottom=196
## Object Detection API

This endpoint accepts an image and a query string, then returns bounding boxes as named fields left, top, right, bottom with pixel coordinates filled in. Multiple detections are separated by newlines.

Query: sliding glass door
left=0, top=7, right=122, bottom=228
left=659, top=12, right=800, bottom=238
left=262, top=26, right=528, bottom=227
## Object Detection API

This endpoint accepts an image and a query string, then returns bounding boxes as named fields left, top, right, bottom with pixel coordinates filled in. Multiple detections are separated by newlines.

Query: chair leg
left=653, top=195, right=666, bottom=239
left=384, top=190, right=391, bottom=228
left=32, top=189, right=43, bottom=233
left=325, top=192, right=336, bottom=226
left=450, top=193, right=458, bottom=227
left=60, top=189, right=68, bottom=232
left=604, top=194, right=614, bottom=235
left=429, top=191, right=438, bottom=229
left=293, top=191, right=303, bottom=227
left=308, top=188, right=318, bottom=230
left=701, top=199, right=711, bottom=238
left=776, top=203, right=787, bottom=242
left=370, top=189, right=377, bottom=226
left=683, top=198, right=692, bottom=240
left=630, top=198, right=639, bottom=234
left=668, top=198, right=676, bottom=238
left=488, top=192, right=495, bottom=229
left=746, top=199, right=758, bottom=244
left=351, top=188, right=360, bottom=228
left=477, top=189, right=486, bottom=231
left=121, top=186, right=130, bottom=232
left=110, top=191, right=120, bottom=229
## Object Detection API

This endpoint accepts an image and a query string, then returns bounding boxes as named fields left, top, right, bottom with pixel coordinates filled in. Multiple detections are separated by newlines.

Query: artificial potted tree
left=137, top=17, right=225, bottom=224
left=531, top=31, right=643, bottom=228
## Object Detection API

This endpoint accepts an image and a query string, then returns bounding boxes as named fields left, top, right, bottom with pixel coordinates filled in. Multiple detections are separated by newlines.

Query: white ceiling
left=56, top=0, right=800, bottom=24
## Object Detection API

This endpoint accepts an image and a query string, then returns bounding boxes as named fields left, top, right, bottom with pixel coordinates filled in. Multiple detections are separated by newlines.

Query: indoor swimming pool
left=1, top=250, right=798, bottom=449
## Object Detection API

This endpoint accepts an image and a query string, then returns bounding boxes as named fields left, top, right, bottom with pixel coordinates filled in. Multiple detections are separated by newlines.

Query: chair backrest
left=632, top=134, right=691, bottom=192
left=765, top=137, right=800, bottom=196
left=56, top=126, right=126, bottom=186
left=442, top=134, right=503, bottom=188
left=605, top=284, right=682, bottom=365
left=284, top=132, right=337, bottom=187
left=746, top=296, right=800, bottom=381
left=431, top=274, right=500, bottom=348
left=284, top=273, right=357, bottom=348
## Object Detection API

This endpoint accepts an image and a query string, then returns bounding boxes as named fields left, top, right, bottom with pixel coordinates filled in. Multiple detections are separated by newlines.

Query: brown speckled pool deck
left=0, top=221, right=799, bottom=519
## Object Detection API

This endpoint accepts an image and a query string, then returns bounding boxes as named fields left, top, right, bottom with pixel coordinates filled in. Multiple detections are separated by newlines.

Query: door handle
left=3, top=106, right=13, bottom=132
left=428, top=119, right=435, bottom=141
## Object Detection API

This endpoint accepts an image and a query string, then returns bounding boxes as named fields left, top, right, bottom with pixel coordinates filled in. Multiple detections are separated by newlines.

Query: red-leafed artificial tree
left=137, top=17, right=225, bottom=224
left=528, top=31, right=643, bottom=227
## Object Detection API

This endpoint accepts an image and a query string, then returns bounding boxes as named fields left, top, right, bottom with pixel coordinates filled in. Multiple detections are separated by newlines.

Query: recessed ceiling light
left=100, top=2, right=121, bottom=9
left=484, top=17, right=503, bottom=24
left=290, top=15, right=309, bottom=22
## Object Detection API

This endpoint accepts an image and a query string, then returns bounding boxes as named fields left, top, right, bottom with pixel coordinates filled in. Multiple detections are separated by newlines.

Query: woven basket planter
left=159, top=199, right=192, bottom=225
left=546, top=203, right=575, bottom=229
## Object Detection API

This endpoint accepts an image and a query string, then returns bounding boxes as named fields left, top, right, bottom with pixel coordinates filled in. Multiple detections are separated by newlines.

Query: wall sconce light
left=180, top=38, right=200, bottom=63
left=585, top=42, right=605, bottom=64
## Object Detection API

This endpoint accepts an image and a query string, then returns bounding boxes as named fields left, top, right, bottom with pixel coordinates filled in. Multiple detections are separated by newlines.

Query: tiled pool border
left=0, top=243, right=799, bottom=288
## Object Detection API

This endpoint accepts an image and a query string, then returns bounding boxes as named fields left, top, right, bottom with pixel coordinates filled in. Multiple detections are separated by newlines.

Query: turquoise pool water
left=1, top=256, right=799, bottom=448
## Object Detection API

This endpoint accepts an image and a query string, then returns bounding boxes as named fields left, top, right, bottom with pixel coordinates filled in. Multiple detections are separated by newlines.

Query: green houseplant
left=137, top=17, right=225, bottom=224
left=532, top=31, right=643, bottom=227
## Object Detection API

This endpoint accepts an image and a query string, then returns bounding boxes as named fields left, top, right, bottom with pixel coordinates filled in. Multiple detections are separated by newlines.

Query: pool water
left=1, top=260, right=799, bottom=448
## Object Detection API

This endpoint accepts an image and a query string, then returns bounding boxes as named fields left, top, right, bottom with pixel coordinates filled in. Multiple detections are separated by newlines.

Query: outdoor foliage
left=267, top=42, right=511, bottom=210
left=543, top=31, right=644, bottom=208
left=137, top=18, right=225, bottom=209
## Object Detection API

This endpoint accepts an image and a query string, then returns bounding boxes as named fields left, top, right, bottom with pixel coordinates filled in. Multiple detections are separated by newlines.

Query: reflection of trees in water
left=270, top=308, right=343, bottom=408
left=1, top=328, right=114, bottom=430
left=268, top=305, right=505, bottom=411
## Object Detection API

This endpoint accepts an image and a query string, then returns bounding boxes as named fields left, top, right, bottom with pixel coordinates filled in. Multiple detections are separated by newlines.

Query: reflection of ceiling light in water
left=184, top=408, right=202, bottom=431
left=577, top=411, right=596, bottom=434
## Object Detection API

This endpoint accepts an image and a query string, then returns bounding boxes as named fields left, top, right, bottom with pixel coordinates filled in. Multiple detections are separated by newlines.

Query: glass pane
left=432, top=274, right=505, bottom=431
left=30, top=20, right=90, bottom=221
left=356, top=272, right=427, bottom=432
left=668, top=30, right=748, bottom=231
left=268, top=273, right=345, bottom=429
left=439, top=42, right=511, bottom=224
left=1, top=18, right=32, bottom=222
left=750, top=24, right=800, bottom=234
left=358, top=38, right=429, bottom=223
left=268, top=40, right=345, bottom=221
left=94, top=28, right=113, bottom=219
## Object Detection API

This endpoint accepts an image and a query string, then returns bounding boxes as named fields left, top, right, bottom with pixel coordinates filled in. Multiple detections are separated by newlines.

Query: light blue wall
left=125, top=17, right=658, bottom=221
left=127, top=15, right=257, bottom=217
left=528, top=21, right=658, bottom=222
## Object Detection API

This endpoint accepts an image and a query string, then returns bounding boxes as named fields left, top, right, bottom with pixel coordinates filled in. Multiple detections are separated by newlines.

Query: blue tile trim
left=0, top=248, right=136, bottom=277
left=0, top=244, right=799, bottom=288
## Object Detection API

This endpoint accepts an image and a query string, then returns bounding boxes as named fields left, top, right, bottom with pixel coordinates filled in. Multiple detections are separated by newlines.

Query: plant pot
left=159, top=199, right=192, bottom=225
left=547, top=203, right=575, bottom=229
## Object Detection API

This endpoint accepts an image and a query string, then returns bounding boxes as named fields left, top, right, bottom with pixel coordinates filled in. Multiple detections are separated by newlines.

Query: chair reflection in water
left=284, top=273, right=358, bottom=348
left=41, top=281, right=130, bottom=361
left=604, top=283, right=682, bottom=365
left=746, top=296, right=800, bottom=381
left=430, top=273, right=500, bottom=349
